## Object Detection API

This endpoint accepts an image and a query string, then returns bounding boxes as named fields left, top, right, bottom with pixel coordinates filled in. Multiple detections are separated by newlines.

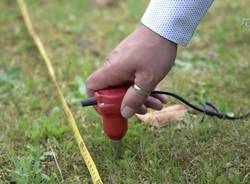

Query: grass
left=0, top=0, right=250, bottom=183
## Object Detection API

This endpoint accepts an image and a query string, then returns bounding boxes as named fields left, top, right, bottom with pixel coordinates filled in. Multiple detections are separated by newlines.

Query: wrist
left=136, top=24, right=177, bottom=49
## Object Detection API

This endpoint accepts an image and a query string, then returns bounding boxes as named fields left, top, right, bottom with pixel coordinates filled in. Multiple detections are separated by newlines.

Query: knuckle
left=104, top=49, right=118, bottom=66
left=136, top=69, right=159, bottom=90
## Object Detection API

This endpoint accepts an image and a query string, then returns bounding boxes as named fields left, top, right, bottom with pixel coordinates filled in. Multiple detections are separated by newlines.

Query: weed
left=10, top=146, right=52, bottom=184
left=19, top=108, right=69, bottom=142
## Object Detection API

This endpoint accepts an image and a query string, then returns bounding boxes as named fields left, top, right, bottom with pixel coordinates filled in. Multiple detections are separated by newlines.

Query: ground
left=0, top=0, right=250, bottom=183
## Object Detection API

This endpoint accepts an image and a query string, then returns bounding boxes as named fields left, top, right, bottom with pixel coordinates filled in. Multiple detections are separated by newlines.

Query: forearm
left=141, top=0, right=214, bottom=46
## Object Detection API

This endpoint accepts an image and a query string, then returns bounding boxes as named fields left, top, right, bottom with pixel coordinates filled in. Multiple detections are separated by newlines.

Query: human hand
left=86, top=24, right=177, bottom=119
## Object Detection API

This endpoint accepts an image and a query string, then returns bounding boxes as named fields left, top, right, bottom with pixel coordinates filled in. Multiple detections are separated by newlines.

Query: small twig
left=48, top=139, right=64, bottom=182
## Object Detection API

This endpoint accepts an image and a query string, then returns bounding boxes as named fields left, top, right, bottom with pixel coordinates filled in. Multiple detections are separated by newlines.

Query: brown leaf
left=136, top=104, right=188, bottom=128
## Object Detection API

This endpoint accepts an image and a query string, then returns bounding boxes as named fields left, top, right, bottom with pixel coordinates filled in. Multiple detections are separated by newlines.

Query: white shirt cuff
left=141, top=0, right=213, bottom=46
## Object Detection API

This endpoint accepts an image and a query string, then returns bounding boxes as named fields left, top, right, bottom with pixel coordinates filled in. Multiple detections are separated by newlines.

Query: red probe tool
left=81, top=86, right=129, bottom=141
left=81, top=85, right=250, bottom=142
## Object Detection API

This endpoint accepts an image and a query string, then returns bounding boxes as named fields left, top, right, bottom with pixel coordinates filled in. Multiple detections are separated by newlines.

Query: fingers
left=144, top=96, right=163, bottom=110
left=136, top=105, right=147, bottom=114
left=121, top=69, right=166, bottom=118
left=121, top=86, right=148, bottom=118
left=121, top=87, right=167, bottom=118
left=151, top=93, right=167, bottom=104
left=88, top=65, right=167, bottom=118
left=121, top=69, right=167, bottom=118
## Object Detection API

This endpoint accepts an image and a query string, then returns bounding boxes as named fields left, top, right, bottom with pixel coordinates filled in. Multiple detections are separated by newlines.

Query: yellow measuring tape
left=17, top=0, right=103, bottom=183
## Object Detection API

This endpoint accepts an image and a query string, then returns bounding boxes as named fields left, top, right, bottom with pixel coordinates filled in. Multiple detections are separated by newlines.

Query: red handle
left=94, top=86, right=129, bottom=140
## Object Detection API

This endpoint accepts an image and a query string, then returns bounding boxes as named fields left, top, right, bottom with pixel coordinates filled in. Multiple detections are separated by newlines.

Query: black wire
left=151, top=90, right=250, bottom=120
left=204, top=101, right=221, bottom=114
left=81, top=90, right=250, bottom=120
left=81, top=97, right=97, bottom=106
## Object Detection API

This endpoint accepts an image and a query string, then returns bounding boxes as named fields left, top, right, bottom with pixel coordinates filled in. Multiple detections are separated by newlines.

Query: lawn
left=0, top=0, right=249, bottom=183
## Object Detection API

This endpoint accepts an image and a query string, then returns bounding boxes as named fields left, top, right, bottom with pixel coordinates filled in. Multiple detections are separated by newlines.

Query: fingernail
left=121, top=106, right=135, bottom=119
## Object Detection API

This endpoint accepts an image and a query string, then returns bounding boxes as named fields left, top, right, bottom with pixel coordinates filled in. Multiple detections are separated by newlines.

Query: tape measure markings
left=17, top=0, right=103, bottom=183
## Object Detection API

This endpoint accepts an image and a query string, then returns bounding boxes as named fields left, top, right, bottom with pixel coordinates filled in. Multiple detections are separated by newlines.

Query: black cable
left=151, top=90, right=250, bottom=120
left=81, top=97, right=97, bottom=106
left=204, top=101, right=221, bottom=114
left=81, top=90, right=250, bottom=120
